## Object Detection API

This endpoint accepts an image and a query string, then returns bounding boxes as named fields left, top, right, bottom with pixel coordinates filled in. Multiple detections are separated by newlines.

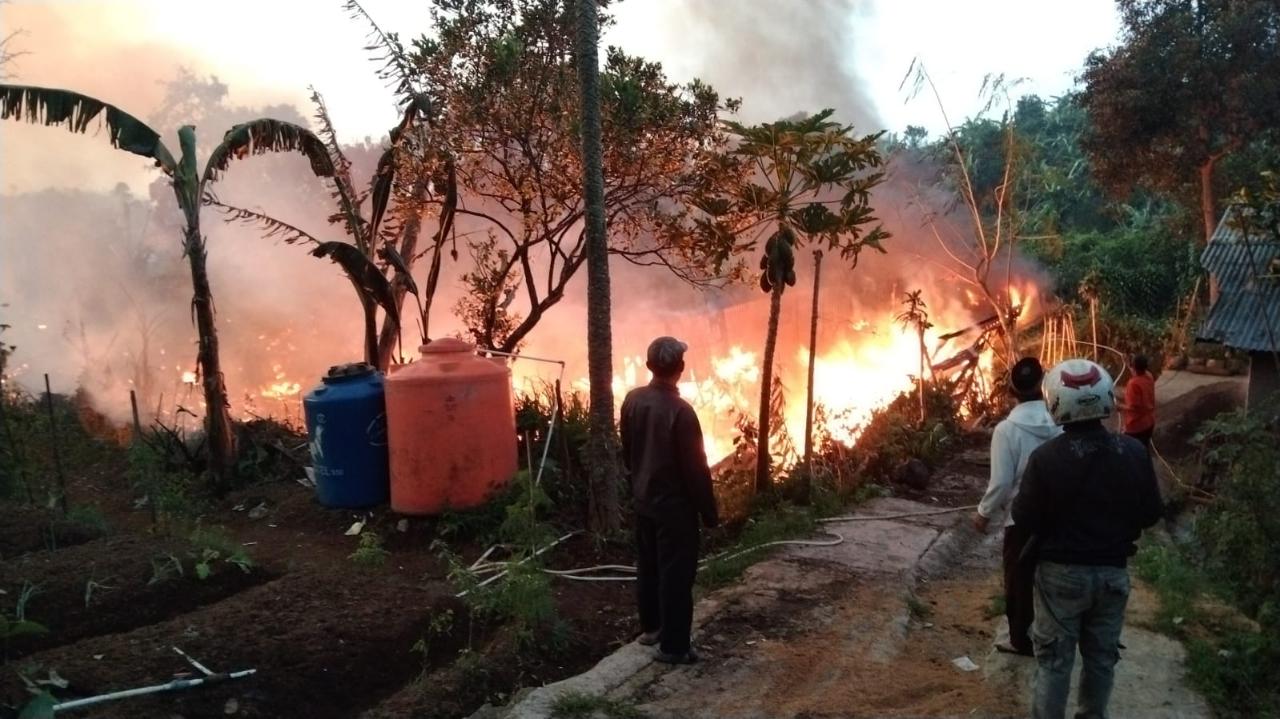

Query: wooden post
left=129, top=389, right=143, bottom=437
left=1090, top=297, right=1099, bottom=361
left=802, top=250, right=823, bottom=489
left=43, top=374, right=68, bottom=514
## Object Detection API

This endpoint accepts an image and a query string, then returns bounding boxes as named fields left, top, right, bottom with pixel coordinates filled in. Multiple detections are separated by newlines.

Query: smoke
left=616, top=0, right=881, bottom=129
left=0, top=2, right=1049, bottom=450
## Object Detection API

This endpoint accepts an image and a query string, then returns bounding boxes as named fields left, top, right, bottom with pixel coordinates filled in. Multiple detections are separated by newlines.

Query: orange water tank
left=384, top=338, right=518, bottom=515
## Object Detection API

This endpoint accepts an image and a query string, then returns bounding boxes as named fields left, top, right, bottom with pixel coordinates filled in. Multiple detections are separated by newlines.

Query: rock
left=892, top=459, right=931, bottom=491
left=224, top=697, right=240, bottom=714
left=247, top=502, right=270, bottom=520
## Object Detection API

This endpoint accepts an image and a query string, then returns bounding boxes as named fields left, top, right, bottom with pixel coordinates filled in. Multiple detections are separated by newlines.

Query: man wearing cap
left=620, top=336, right=720, bottom=665
left=974, top=357, right=1062, bottom=656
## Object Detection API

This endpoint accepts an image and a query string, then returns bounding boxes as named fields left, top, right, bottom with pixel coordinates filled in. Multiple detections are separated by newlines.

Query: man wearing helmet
left=974, top=357, right=1061, bottom=657
left=1012, top=358, right=1164, bottom=719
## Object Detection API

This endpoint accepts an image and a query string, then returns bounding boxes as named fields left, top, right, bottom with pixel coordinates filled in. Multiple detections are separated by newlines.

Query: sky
left=0, top=0, right=1122, bottom=194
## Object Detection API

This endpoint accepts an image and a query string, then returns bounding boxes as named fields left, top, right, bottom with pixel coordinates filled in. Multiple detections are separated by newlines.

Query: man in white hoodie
left=974, top=357, right=1061, bottom=656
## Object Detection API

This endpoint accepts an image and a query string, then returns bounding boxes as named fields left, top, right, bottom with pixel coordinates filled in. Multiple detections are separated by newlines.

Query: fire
left=181, top=370, right=197, bottom=384
left=259, top=363, right=301, bottom=400
left=594, top=279, right=1043, bottom=465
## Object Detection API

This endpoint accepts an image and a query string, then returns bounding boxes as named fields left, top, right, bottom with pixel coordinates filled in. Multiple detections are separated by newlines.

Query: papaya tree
left=0, top=84, right=347, bottom=491
left=693, top=110, right=889, bottom=493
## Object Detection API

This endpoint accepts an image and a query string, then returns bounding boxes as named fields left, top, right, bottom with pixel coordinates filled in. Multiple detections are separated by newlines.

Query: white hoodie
left=978, top=399, right=1061, bottom=528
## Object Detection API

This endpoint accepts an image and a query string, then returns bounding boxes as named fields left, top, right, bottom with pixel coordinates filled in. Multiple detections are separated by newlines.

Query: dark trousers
left=1126, top=428, right=1154, bottom=450
left=635, top=509, right=700, bottom=655
left=1003, top=523, right=1036, bottom=653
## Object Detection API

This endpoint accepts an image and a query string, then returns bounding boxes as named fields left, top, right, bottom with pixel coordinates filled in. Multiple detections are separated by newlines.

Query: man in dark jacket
left=1013, top=358, right=1163, bottom=719
left=620, top=336, right=719, bottom=665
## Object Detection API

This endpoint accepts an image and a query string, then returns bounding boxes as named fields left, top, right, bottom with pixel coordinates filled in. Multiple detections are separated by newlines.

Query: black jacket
left=620, top=381, right=719, bottom=527
left=1012, top=423, right=1162, bottom=568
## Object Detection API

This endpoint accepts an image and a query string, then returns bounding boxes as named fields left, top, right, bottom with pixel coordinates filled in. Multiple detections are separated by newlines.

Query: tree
left=0, top=85, right=342, bottom=491
left=409, top=0, right=742, bottom=353
left=896, top=290, right=932, bottom=425
left=1080, top=0, right=1280, bottom=250
left=573, top=0, right=620, bottom=534
left=695, top=110, right=888, bottom=493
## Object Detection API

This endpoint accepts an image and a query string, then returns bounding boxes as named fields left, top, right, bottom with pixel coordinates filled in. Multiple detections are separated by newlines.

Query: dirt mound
left=1154, top=380, right=1246, bottom=459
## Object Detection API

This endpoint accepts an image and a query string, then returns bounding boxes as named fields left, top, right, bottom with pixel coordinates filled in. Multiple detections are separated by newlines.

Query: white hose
left=817, top=504, right=977, bottom=523
left=459, top=506, right=978, bottom=588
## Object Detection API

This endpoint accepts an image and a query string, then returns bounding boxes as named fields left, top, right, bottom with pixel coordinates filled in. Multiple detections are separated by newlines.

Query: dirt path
left=478, top=504, right=1211, bottom=719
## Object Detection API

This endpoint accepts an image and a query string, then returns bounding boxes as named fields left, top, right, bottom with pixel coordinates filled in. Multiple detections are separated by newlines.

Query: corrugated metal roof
left=1198, top=205, right=1280, bottom=352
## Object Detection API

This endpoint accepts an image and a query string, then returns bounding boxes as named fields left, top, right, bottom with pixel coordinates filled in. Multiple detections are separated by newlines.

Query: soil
left=0, top=424, right=635, bottom=719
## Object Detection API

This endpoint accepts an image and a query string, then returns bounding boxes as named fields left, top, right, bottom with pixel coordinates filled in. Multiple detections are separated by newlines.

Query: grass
left=1132, top=535, right=1279, bottom=717
left=905, top=592, right=933, bottom=622
left=983, top=593, right=1006, bottom=620
left=550, top=691, right=647, bottom=719
left=697, top=501, right=818, bottom=590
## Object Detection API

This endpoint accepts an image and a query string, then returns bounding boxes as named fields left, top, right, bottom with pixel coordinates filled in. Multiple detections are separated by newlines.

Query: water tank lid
left=420, top=338, right=476, bottom=355
left=325, top=362, right=375, bottom=380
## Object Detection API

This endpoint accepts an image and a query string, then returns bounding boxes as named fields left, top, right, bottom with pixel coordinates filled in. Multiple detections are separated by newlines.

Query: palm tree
left=0, top=85, right=346, bottom=490
left=574, top=0, right=621, bottom=534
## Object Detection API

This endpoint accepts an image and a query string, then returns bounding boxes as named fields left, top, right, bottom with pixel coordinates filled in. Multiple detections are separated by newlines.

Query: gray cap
left=646, top=336, right=688, bottom=372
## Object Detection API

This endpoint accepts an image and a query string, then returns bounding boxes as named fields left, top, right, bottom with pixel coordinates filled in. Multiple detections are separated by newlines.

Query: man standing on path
left=1013, top=358, right=1164, bottom=719
left=974, top=357, right=1061, bottom=657
left=620, top=336, right=719, bottom=665
left=1118, top=354, right=1156, bottom=450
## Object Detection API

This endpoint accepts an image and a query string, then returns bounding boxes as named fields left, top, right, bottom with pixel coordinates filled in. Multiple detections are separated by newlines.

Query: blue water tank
left=303, top=362, right=390, bottom=508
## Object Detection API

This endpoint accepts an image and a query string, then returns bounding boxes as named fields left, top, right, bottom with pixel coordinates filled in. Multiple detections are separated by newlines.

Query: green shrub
left=1193, top=407, right=1280, bottom=618
left=349, top=531, right=391, bottom=570
left=188, top=526, right=254, bottom=579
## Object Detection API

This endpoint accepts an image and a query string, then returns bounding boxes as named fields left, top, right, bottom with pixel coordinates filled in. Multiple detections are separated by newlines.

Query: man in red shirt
left=1119, top=354, right=1156, bottom=449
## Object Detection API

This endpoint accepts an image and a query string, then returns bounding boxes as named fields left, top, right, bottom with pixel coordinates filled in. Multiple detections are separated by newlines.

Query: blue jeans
left=1031, top=561, right=1131, bottom=719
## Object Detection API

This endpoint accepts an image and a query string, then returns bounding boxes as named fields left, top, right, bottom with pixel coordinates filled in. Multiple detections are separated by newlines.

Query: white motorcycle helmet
left=1043, top=358, right=1115, bottom=425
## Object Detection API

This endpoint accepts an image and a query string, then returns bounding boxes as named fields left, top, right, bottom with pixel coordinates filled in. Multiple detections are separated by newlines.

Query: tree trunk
left=575, top=0, right=620, bottom=535
left=802, top=250, right=822, bottom=489
left=755, top=281, right=784, bottom=494
left=917, top=327, right=926, bottom=426
left=1199, top=157, right=1220, bottom=303
left=183, top=224, right=236, bottom=492
left=375, top=178, right=431, bottom=369
left=360, top=294, right=379, bottom=368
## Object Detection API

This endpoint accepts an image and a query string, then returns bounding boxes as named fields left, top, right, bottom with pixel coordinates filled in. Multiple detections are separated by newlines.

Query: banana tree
left=209, top=88, right=433, bottom=368
left=0, top=84, right=347, bottom=491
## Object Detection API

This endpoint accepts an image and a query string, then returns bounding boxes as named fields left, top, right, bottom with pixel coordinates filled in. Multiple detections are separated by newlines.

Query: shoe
left=655, top=648, right=699, bottom=665
left=995, top=641, right=1034, bottom=657
left=638, top=630, right=661, bottom=646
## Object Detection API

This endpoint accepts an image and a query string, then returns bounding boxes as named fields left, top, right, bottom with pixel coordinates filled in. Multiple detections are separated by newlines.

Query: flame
left=259, top=363, right=301, bottom=400
left=181, top=370, right=197, bottom=384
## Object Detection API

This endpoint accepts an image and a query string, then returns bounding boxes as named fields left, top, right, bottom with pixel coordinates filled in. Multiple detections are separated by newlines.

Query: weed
left=1133, top=535, right=1280, bottom=716
left=63, top=504, right=110, bottom=537
left=697, top=502, right=817, bottom=590
left=349, top=531, right=391, bottom=569
left=551, top=691, right=648, bottom=719
left=148, top=553, right=184, bottom=585
left=905, top=593, right=933, bottom=622
left=984, top=593, right=1006, bottom=620
left=188, top=526, right=254, bottom=579
left=440, top=544, right=557, bottom=652
left=82, top=575, right=116, bottom=608
left=14, top=582, right=39, bottom=623
left=411, top=608, right=456, bottom=668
